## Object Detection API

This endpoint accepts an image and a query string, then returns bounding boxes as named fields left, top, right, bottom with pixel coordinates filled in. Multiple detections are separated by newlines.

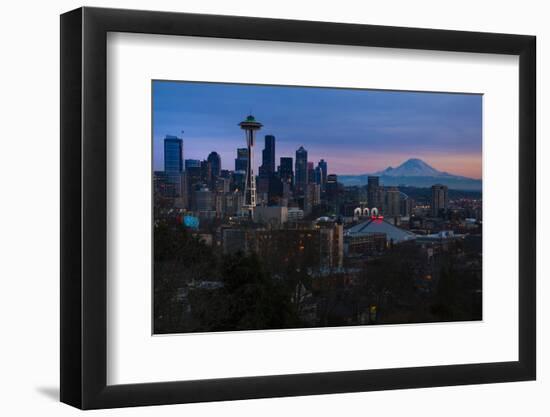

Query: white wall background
left=0, top=0, right=546, bottom=415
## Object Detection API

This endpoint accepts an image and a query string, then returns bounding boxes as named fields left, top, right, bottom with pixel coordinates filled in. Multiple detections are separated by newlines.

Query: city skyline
left=153, top=81, right=482, bottom=178
left=153, top=81, right=483, bottom=334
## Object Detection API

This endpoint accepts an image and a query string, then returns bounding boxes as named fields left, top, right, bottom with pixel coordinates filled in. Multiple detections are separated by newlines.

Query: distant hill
left=339, top=158, right=482, bottom=191
left=396, top=186, right=482, bottom=203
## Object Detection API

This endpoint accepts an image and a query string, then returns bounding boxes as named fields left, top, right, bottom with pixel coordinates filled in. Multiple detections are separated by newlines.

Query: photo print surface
left=152, top=81, right=482, bottom=334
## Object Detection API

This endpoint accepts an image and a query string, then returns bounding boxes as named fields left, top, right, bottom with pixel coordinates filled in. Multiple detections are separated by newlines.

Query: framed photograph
left=60, top=7, right=536, bottom=409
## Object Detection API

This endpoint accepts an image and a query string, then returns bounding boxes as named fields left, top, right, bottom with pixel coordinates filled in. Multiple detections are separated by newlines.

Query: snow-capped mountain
left=374, top=158, right=452, bottom=177
left=338, top=158, right=482, bottom=191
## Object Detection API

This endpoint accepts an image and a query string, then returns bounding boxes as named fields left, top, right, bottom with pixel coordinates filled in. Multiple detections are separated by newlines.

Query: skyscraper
left=234, top=148, right=248, bottom=172
left=164, top=135, right=183, bottom=173
left=207, top=151, right=221, bottom=179
left=163, top=135, right=184, bottom=199
left=194, top=186, right=214, bottom=212
left=184, top=159, right=201, bottom=170
left=185, top=165, right=202, bottom=206
left=200, top=159, right=212, bottom=185
left=305, top=183, right=321, bottom=214
left=295, top=146, right=308, bottom=195
left=314, top=166, right=322, bottom=185
left=307, top=162, right=315, bottom=184
left=239, top=115, right=263, bottom=217
left=325, top=174, right=339, bottom=206
left=385, top=187, right=401, bottom=217
left=279, top=157, right=294, bottom=186
left=431, top=184, right=449, bottom=217
left=317, top=159, right=328, bottom=189
left=401, top=197, right=415, bottom=217
left=261, top=135, right=276, bottom=177
left=367, top=176, right=381, bottom=209
left=154, top=171, right=180, bottom=199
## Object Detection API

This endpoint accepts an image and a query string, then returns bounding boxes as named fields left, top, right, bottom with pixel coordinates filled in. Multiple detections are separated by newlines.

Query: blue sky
left=152, top=81, right=482, bottom=178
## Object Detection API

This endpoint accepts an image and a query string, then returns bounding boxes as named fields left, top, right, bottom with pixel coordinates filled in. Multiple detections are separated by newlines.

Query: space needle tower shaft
left=238, top=115, right=263, bottom=218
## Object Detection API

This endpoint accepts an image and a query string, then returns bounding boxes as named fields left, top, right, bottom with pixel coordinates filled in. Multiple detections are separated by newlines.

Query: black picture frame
left=60, top=6, right=536, bottom=410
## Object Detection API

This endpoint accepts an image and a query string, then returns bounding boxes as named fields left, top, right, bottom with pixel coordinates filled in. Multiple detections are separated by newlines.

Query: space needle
left=239, top=115, right=263, bottom=218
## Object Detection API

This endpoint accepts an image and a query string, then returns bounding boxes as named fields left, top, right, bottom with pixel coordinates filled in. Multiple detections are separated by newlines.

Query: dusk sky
left=153, top=81, right=482, bottom=179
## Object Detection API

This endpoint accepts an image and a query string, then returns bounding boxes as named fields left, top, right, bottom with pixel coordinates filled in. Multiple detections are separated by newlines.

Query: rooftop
left=346, top=218, right=417, bottom=243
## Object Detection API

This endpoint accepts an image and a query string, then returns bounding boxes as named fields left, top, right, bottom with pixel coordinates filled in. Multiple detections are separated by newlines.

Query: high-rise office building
left=325, top=174, right=339, bottom=203
left=154, top=171, right=183, bottom=199
left=401, top=197, right=415, bottom=217
left=431, top=184, right=449, bottom=217
left=314, top=166, right=321, bottom=185
left=239, top=115, right=263, bottom=217
left=200, top=159, right=212, bottom=184
left=164, top=135, right=183, bottom=173
left=279, top=157, right=294, bottom=186
left=295, top=146, right=308, bottom=195
left=162, top=135, right=184, bottom=200
left=184, top=159, right=200, bottom=170
left=267, top=175, right=284, bottom=205
left=232, top=171, right=246, bottom=193
left=224, top=192, right=244, bottom=216
left=260, top=135, right=276, bottom=177
left=305, top=183, right=321, bottom=214
left=367, top=176, right=381, bottom=209
left=317, top=159, right=328, bottom=189
left=194, top=187, right=214, bottom=211
left=385, top=187, right=401, bottom=217
left=307, top=162, right=315, bottom=184
left=185, top=166, right=202, bottom=207
left=376, top=187, right=386, bottom=213
left=235, top=148, right=248, bottom=172
left=215, top=177, right=231, bottom=194
left=207, top=152, right=221, bottom=179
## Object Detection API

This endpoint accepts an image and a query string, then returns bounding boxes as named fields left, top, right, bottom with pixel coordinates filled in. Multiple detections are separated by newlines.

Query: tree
left=189, top=252, right=301, bottom=331
left=153, top=221, right=215, bottom=333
